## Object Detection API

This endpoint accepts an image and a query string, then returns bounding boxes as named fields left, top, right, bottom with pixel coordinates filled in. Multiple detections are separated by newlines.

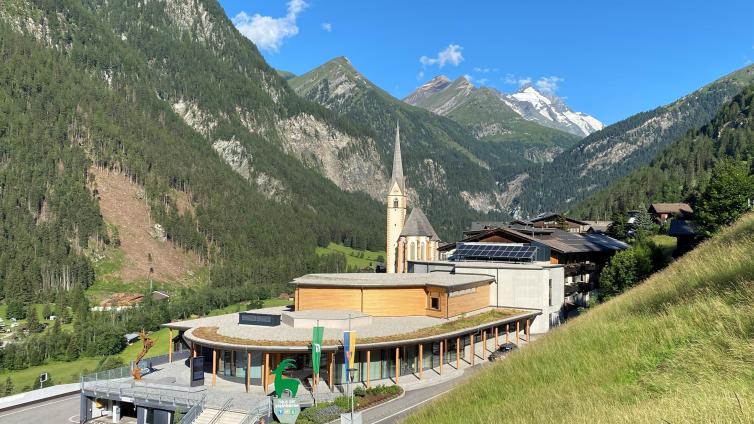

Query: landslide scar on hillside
left=91, top=168, right=200, bottom=284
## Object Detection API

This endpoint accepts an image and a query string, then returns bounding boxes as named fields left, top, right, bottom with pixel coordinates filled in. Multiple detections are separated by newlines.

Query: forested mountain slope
left=289, top=57, right=515, bottom=229
left=0, top=0, right=387, bottom=313
left=573, top=84, right=754, bottom=219
left=406, top=212, right=754, bottom=423
left=506, top=64, right=754, bottom=216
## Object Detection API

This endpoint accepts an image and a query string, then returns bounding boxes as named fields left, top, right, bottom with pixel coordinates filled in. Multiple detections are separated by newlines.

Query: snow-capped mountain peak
left=501, top=86, right=603, bottom=137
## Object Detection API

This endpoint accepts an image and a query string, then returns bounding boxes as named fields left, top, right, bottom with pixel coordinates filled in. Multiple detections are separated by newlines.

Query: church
left=385, top=123, right=441, bottom=273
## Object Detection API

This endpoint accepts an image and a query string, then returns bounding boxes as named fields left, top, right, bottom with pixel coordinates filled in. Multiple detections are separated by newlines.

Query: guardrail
left=178, top=394, right=207, bottom=424
left=240, top=397, right=272, bottom=424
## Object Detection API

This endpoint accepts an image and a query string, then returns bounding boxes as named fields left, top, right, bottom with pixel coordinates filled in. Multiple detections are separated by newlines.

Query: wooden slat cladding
left=296, top=287, right=361, bottom=311
left=362, top=287, right=426, bottom=316
left=295, top=283, right=491, bottom=317
left=447, top=284, right=490, bottom=317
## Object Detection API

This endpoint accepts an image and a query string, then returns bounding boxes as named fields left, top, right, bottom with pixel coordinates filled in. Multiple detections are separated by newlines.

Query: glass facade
left=189, top=321, right=526, bottom=388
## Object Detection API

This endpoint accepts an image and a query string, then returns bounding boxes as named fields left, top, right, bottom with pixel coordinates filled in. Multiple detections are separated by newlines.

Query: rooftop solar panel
left=450, top=243, right=537, bottom=263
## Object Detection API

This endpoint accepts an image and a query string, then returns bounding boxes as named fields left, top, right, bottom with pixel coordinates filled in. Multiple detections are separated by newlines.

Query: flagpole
left=314, top=319, right=319, bottom=405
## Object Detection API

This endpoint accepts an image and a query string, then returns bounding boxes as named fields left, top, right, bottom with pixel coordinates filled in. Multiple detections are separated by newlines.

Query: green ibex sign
left=273, top=358, right=300, bottom=398
left=272, top=358, right=301, bottom=424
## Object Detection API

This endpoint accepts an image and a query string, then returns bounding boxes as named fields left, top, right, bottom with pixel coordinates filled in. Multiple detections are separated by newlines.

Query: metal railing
left=178, top=394, right=207, bottom=424
left=208, top=399, right=233, bottom=424
left=240, top=397, right=272, bottom=424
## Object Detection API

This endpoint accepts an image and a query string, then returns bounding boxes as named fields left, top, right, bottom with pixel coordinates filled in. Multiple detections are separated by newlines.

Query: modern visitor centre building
left=165, top=272, right=541, bottom=392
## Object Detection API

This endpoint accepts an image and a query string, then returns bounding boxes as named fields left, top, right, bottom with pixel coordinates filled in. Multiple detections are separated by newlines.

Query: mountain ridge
left=405, top=76, right=603, bottom=137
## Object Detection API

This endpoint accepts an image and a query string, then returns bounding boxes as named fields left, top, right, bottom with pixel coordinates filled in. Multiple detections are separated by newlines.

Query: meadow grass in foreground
left=405, top=213, right=754, bottom=424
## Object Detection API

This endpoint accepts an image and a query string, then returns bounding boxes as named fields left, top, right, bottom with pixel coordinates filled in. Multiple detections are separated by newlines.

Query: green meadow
left=406, top=213, right=754, bottom=423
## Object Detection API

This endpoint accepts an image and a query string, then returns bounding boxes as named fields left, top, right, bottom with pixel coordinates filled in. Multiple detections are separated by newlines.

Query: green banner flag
left=312, top=326, right=324, bottom=377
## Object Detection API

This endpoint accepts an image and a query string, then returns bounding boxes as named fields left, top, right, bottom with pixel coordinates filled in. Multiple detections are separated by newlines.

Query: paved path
left=362, top=365, right=486, bottom=424
left=0, top=393, right=79, bottom=424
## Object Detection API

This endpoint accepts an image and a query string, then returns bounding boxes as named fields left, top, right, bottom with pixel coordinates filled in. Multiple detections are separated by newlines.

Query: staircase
left=192, top=408, right=248, bottom=424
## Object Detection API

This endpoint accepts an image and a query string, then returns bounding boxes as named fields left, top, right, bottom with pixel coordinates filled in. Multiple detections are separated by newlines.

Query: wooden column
left=168, top=328, right=173, bottom=363
left=366, top=350, right=371, bottom=388
left=470, top=334, right=475, bottom=365
left=263, top=352, right=270, bottom=393
left=494, top=327, right=499, bottom=348
left=526, top=319, right=531, bottom=342
left=418, top=344, right=423, bottom=379
left=456, top=337, right=460, bottom=370
left=192, top=342, right=197, bottom=358
left=482, top=330, right=487, bottom=355
left=516, top=321, right=520, bottom=345
left=395, top=347, right=400, bottom=384
left=212, top=349, right=217, bottom=387
left=328, top=352, right=334, bottom=391
left=506, top=324, right=510, bottom=344
left=246, top=351, right=251, bottom=393
left=440, top=340, right=445, bottom=375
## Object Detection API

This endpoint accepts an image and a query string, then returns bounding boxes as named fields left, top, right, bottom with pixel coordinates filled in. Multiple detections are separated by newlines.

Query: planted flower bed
left=297, top=385, right=403, bottom=423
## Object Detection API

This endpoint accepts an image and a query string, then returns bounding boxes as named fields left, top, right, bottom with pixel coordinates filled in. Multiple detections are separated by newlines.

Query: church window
left=409, top=242, right=416, bottom=260
left=420, top=242, right=426, bottom=260
left=393, top=198, right=398, bottom=208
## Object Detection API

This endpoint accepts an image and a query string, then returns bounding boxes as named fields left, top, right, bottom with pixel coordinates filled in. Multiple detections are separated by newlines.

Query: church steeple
left=389, top=121, right=405, bottom=193
left=386, top=121, right=407, bottom=273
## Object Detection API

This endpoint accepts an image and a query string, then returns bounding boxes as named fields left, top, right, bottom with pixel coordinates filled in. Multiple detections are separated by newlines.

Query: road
left=0, top=393, right=80, bottom=424
left=361, top=365, right=485, bottom=424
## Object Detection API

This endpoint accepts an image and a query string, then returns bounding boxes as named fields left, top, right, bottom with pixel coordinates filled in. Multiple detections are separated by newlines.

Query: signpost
left=39, top=372, right=48, bottom=389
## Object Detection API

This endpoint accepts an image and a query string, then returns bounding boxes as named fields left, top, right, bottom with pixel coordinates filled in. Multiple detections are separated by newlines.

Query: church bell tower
left=386, top=122, right=407, bottom=273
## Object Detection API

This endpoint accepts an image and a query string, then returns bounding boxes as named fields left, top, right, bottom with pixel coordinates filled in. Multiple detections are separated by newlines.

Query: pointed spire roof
left=401, top=208, right=441, bottom=241
left=389, top=121, right=405, bottom=193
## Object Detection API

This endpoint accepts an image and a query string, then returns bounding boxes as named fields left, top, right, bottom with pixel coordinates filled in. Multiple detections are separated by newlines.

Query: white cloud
left=321, top=22, right=332, bottom=32
left=504, top=73, right=532, bottom=87
left=477, top=78, right=489, bottom=85
left=232, top=0, right=308, bottom=52
left=416, top=71, right=425, bottom=80
left=463, top=74, right=473, bottom=82
left=419, top=44, right=464, bottom=68
left=535, top=76, right=564, bottom=93
left=473, top=67, right=496, bottom=73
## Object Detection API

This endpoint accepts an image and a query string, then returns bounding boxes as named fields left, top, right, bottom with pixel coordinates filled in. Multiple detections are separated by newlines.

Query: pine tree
left=26, top=304, right=43, bottom=334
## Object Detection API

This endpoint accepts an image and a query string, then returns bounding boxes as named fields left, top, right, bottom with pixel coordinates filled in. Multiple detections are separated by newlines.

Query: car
left=488, top=342, right=518, bottom=362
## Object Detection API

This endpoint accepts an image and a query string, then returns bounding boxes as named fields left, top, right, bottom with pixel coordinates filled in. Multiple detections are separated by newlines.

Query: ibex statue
left=272, top=358, right=300, bottom=398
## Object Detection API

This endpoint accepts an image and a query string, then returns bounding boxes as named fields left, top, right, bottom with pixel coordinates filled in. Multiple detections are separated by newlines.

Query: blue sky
left=219, top=0, right=754, bottom=124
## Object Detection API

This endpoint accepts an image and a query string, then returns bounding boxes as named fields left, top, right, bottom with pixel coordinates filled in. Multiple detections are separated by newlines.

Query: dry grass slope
left=405, top=213, right=754, bottom=423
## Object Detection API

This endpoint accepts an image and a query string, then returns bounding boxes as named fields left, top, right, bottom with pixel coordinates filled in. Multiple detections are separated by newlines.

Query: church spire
left=390, top=121, right=405, bottom=193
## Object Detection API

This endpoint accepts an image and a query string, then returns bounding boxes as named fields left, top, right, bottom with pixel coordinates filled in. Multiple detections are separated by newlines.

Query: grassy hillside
left=406, top=213, right=754, bottom=423
left=315, top=243, right=385, bottom=270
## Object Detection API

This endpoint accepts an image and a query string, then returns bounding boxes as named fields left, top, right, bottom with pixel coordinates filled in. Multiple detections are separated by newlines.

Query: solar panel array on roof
left=450, top=243, right=537, bottom=263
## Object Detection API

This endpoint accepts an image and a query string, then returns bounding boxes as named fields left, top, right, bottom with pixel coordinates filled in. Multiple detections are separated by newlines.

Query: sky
left=219, top=0, right=754, bottom=125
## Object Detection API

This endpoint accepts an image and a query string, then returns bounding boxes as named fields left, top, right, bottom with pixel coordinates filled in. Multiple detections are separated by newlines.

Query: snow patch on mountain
left=501, top=86, right=603, bottom=137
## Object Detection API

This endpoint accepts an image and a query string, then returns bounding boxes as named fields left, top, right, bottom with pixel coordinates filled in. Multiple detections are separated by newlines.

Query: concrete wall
left=409, top=261, right=566, bottom=334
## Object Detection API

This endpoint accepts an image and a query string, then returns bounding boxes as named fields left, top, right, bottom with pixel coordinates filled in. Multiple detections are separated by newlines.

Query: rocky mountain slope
left=0, top=0, right=389, bottom=307
left=506, top=63, right=754, bottom=217
left=573, top=84, right=754, bottom=219
left=406, top=76, right=602, bottom=138
left=289, top=57, right=516, bottom=233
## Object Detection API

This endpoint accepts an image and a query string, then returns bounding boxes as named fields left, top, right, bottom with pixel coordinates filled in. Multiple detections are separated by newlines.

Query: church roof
left=401, top=208, right=440, bottom=241
left=389, top=122, right=406, bottom=193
